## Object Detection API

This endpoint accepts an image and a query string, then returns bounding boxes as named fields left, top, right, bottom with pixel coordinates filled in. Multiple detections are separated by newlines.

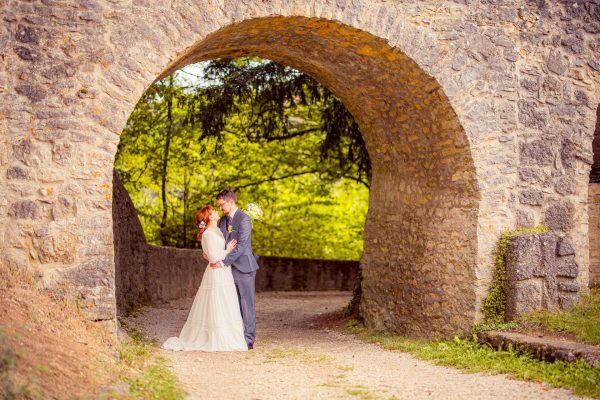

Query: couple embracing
left=162, top=188, right=258, bottom=352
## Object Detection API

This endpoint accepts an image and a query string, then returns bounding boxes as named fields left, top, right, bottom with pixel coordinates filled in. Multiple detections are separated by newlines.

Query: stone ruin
left=1, top=1, right=599, bottom=336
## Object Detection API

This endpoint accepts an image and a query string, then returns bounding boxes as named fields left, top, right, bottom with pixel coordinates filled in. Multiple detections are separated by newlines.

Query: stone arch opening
left=113, top=56, right=368, bottom=311
left=111, top=16, right=480, bottom=336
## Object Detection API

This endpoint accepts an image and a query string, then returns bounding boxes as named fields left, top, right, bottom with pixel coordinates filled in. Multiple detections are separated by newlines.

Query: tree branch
left=233, top=170, right=319, bottom=191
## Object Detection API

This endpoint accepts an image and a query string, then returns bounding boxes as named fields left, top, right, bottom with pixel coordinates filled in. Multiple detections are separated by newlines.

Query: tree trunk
left=182, top=167, right=190, bottom=248
left=160, top=76, right=174, bottom=246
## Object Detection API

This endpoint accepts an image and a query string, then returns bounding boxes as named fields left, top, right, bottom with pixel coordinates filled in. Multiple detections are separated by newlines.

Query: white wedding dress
left=162, top=227, right=248, bottom=352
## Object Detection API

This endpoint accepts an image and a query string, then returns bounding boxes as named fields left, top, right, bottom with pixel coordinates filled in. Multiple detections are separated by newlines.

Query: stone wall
left=143, top=248, right=359, bottom=307
left=113, top=172, right=358, bottom=314
left=506, top=233, right=580, bottom=320
left=1, top=1, right=599, bottom=337
left=589, top=183, right=600, bottom=288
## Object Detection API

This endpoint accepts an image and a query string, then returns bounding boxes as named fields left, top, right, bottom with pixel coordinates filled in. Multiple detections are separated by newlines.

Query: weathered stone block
left=546, top=49, right=568, bottom=75
left=62, top=257, right=115, bottom=289
left=554, top=175, right=574, bottom=195
left=12, top=139, right=36, bottom=166
left=7, top=166, right=30, bottom=180
left=554, top=258, right=578, bottom=278
left=560, top=139, right=577, bottom=169
left=518, top=100, right=548, bottom=129
left=544, top=202, right=574, bottom=232
left=558, top=282, right=579, bottom=292
left=516, top=209, right=535, bottom=228
left=556, top=237, right=575, bottom=256
left=519, top=190, right=543, bottom=206
left=540, top=233, right=559, bottom=277
left=519, top=167, right=550, bottom=185
left=506, top=232, right=580, bottom=319
left=37, top=232, right=76, bottom=264
left=14, top=46, right=42, bottom=62
left=506, top=279, right=543, bottom=320
left=558, top=293, right=579, bottom=310
left=520, top=141, right=554, bottom=166
left=15, top=84, right=46, bottom=103
left=51, top=196, right=77, bottom=220
left=52, top=142, right=74, bottom=165
left=506, top=234, right=542, bottom=281
left=8, top=200, right=41, bottom=219
left=15, top=24, right=39, bottom=44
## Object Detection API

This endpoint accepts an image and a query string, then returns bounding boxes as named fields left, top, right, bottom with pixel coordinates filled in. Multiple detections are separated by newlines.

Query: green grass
left=337, top=364, right=354, bottom=371
left=345, top=386, right=391, bottom=400
left=107, top=328, right=185, bottom=400
left=0, top=326, right=33, bottom=399
left=264, top=347, right=332, bottom=364
left=128, top=360, right=184, bottom=400
left=520, top=289, right=600, bottom=344
left=471, top=320, right=520, bottom=334
left=348, top=324, right=600, bottom=398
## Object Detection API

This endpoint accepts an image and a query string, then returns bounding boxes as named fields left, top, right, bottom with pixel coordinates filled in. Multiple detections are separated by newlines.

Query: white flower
left=244, top=203, right=263, bottom=221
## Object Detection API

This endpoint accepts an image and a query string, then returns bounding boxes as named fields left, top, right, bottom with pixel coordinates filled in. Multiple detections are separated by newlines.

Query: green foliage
left=521, top=289, right=600, bottom=344
left=114, top=328, right=184, bottom=400
left=482, top=225, right=549, bottom=323
left=471, top=320, right=520, bottom=334
left=116, top=58, right=370, bottom=260
left=190, top=58, right=371, bottom=184
left=118, top=328, right=154, bottom=367
left=0, top=327, right=31, bottom=399
left=349, top=326, right=600, bottom=398
left=263, top=348, right=332, bottom=364
left=127, top=361, right=184, bottom=400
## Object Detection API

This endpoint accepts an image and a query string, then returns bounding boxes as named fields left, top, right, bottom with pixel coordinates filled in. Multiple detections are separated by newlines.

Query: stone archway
left=3, top=1, right=599, bottom=337
left=114, top=16, right=481, bottom=336
left=157, top=17, right=480, bottom=336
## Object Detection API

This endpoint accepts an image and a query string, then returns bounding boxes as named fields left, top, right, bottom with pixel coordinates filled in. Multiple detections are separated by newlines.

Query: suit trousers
left=231, top=267, right=256, bottom=347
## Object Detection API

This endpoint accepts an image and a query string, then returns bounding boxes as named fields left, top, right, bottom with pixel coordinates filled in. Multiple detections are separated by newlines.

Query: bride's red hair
left=195, top=205, right=214, bottom=241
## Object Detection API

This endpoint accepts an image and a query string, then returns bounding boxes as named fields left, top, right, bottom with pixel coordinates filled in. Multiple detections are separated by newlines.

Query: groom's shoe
left=247, top=343, right=254, bottom=350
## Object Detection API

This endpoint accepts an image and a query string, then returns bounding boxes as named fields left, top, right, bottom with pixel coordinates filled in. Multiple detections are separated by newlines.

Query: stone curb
left=478, top=331, right=600, bottom=368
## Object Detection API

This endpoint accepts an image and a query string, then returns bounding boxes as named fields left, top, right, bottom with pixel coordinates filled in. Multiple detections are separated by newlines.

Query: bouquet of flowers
left=244, top=203, right=263, bottom=221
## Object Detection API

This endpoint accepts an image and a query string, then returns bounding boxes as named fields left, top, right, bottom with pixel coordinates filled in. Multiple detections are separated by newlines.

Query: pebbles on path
left=122, top=292, right=581, bottom=400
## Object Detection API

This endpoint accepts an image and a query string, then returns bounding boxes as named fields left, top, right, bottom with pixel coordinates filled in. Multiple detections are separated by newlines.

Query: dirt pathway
left=123, top=292, right=580, bottom=399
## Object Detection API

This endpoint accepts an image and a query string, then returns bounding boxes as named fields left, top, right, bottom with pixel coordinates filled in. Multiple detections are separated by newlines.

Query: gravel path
left=123, top=291, right=580, bottom=399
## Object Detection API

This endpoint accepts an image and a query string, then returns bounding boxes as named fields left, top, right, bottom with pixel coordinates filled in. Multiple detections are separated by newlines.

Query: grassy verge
left=520, top=289, right=600, bottom=344
left=346, top=322, right=600, bottom=398
left=0, top=327, right=33, bottom=399
left=106, top=328, right=185, bottom=400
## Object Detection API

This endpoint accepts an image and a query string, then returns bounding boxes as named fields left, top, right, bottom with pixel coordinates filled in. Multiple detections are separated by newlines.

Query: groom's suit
left=219, top=209, right=259, bottom=347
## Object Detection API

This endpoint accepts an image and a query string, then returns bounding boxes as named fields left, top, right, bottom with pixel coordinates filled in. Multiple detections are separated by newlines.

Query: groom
left=212, top=188, right=259, bottom=350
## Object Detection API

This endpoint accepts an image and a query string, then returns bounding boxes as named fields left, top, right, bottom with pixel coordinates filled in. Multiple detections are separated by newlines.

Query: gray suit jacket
left=219, top=209, right=260, bottom=273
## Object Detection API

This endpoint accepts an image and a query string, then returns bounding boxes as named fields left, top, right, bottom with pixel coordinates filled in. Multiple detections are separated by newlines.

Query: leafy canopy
left=115, top=57, right=370, bottom=260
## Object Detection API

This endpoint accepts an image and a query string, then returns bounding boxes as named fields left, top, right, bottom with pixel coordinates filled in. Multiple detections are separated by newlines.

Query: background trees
left=115, top=57, right=370, bottom=260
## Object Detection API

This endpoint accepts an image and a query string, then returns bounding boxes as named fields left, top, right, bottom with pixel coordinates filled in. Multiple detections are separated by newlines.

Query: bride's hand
left=226, top=239, right=238, bottom=253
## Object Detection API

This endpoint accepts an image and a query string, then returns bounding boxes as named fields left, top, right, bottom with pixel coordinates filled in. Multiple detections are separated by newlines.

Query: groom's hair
left=216, top=188, right=237, bottom=203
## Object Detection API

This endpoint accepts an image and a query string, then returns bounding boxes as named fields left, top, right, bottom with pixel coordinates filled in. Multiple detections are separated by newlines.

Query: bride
left=162, top=205, right=248, bottom=352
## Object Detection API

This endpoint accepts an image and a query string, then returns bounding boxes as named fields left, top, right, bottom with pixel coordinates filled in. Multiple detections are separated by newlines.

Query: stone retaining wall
left=144, top=247, right=359, bottom=306
left=113, top=172, right=358, bottom=314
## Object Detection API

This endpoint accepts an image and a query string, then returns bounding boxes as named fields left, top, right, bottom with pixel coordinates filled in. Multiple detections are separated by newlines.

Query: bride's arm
left=202, top=232, right=227, bottom=264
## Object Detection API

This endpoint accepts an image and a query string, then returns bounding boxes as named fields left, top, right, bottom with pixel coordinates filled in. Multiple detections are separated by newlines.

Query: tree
left=115, top=57, right=370, bottom=259
left=186, top=58, right=371, bottom=187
